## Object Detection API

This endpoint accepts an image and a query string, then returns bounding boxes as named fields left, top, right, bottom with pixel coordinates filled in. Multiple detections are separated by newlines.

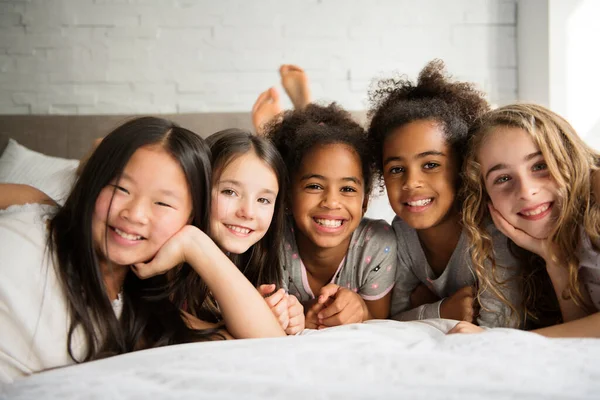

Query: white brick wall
left=0, top=0, right=517, bottom=115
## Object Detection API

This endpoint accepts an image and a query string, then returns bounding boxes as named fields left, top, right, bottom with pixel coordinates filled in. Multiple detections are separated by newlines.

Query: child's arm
left=364, top=293, right=392, bottom=320
left=132, top=225, right=285, bottom=339
left=449, top=312, right=600, bottom=338
left=391, top=260, right=446, bottom=321
left=0, top=184, right=56, bottom=210
left=532, top=312, right=600, bottom=338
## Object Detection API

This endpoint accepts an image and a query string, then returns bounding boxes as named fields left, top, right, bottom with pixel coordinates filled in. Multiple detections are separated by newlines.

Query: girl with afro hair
left=265, top=102, right=398, bottom=329
left=367, top=60, right=525, bottom=328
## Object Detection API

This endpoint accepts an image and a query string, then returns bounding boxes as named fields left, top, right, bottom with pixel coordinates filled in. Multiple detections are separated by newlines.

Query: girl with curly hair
left=367, top=60, right=524, bottom=328
left=449, top=104, right=600, bottom=337
left=264, top=103, right=398, bottom=329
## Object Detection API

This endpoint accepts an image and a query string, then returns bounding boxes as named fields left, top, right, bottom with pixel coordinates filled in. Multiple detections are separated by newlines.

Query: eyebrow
left=383, top=150, right=446, bottom=166
left=484, top=151, right=543, bottom=180
left=299, top=174, right=362, bottom=185
left=218, top=179, right=277, bottom=196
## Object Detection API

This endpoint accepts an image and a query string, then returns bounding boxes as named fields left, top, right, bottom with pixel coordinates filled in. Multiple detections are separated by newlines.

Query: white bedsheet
left=2, top=319, right=599, bottom=399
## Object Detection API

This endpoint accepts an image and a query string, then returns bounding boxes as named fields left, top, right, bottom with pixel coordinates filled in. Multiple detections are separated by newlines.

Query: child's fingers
left=258, top=284, right=276, bottom=297
left=317, top=296, right=347, bottom=320
left=305, top=307, right=320, bottom=330
left=317, top=283, right=340, bottom=304
left=287, top=295, right=304, bottom=318
left=447, top=321, right=485, bottom=334
left=131, top=263, right=158, bottom=279
left=272, top=295, right=289, bottom=316
left=264, top=288, right=286, bottom=308
left=285, top=313, right=305, bottom=335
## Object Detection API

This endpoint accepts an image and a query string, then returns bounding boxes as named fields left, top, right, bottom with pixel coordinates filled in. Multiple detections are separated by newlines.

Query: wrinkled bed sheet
left=2, top=319, right=599, bottom=399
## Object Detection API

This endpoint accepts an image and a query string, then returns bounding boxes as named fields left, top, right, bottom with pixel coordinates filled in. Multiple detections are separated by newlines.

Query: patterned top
left=390, top=217, right=523, bottom=328
left=280, top=218, right=397, bottom=305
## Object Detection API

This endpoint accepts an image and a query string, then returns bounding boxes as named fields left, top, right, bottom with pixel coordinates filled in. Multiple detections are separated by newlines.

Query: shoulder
left=578, top=230, right=600, bottom=264
left=354, top=218, right=396, bottom=246
left=391, top=216, right=414, bottom=238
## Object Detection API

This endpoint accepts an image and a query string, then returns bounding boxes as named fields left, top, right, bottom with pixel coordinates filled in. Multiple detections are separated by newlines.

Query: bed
left=2, top=320, right=599, bottom=399
left=1, top=113, right=598, bottom=398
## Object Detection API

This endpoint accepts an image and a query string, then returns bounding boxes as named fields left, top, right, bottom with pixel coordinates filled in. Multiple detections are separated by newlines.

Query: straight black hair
left=48, top=116, right=219, bottom=362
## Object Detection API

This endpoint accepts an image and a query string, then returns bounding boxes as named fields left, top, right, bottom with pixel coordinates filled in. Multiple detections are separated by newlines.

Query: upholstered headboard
left=0, top=111, right=367, bottom=160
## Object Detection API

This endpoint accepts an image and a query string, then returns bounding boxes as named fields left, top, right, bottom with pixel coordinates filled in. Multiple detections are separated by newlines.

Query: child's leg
left=279, top=64, right=311, bottom=110
left=251, top=87, right=282, bottom=136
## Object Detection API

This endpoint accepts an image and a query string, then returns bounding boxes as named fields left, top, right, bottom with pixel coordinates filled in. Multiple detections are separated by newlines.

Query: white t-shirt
left=0, top=204, right=121, bottom=383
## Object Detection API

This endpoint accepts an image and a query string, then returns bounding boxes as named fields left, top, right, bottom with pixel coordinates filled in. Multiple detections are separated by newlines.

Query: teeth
left=114, top=228, right=143, bottom=241
left=315, top=218, right=343, bottom=227
left=226, top=225, right=251, bottom=234
left=407, top=198, right=432, bottom=207
left=522, top=203, right=550, bottom=216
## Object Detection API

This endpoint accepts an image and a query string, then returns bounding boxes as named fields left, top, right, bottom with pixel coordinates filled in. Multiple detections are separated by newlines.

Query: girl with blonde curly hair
left=451, top=103, right=600, bottom=337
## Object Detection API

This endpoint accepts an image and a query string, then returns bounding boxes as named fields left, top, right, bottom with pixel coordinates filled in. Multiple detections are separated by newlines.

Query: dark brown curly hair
left=265, top=102, right=373, bottom=195
left=367, top=59, right=489, bottom=193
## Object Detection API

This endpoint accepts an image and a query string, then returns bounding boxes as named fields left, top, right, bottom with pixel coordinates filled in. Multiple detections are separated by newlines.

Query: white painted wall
left=517, top=0, right=600, bottom=150
left=0, top=0, right=518, bottom=115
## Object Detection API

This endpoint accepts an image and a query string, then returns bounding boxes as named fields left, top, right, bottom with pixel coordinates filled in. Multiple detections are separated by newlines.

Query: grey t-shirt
left=390, top=217, right=523, bottom=328
left=281, top=218, right=397, bottom=305
left=577, top=231, right=600, bottom=311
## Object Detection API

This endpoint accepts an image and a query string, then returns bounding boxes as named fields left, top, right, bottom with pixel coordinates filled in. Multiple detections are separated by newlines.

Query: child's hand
left=410, top=283, right=441, bottom=308
left=258, top=284, right=290, bottom=330
left=285, top=294, right=305, bottom=335
left=131, top=225, right=196, bottom=279
left=305, top=299, right=327, bottom=329
left=489, top=203, right=558, bottom=262
left=447, top=321, right=486, bottom=334
left=440, top=286, right=478, bottom=322
left=315, top=283, right=368, bottom=328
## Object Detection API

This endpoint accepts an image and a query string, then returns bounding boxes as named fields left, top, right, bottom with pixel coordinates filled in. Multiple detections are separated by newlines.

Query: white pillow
left=0, top=139, right=79, bottom=206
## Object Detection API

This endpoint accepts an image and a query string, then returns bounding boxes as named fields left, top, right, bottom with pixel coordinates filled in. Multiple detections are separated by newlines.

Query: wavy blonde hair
left=462, top=103, right=600, bottom=325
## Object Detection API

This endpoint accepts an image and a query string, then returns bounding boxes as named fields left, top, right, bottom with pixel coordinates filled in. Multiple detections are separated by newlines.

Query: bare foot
left=251, top=87, right=282, bottom=136
left=279, top=64, right=311, bottom=109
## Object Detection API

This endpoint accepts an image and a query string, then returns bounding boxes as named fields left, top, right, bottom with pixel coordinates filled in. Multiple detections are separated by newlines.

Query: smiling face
left=382, top=120, right=459, bottom=231
left=210, top=151, right=279, bottom=254
left=478, top=126, right=560, bottom=239
left=291, top=143, right=365, bottom=251
left=92, top=145, right=193, bottom=268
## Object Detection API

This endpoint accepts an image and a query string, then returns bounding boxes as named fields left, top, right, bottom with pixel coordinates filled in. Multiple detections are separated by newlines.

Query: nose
left=120, top=197, right=150, bottom=225
left=402, top=169, right=423, bottom=191
left=236, top=197, right=256, bottom=219
left=320, top=188, right=341, bottom=209
left=517, top=175, right=541, bottom=200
